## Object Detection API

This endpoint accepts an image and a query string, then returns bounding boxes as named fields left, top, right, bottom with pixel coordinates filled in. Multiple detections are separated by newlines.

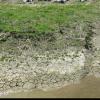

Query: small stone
left=16, top=81, right=24, bottom=87
left=23, top=82, right=35, bottom=89
left=3, top=85, right=10, bottom=90
left=0, top=83, right=4, bottom=88
left=9, top=81, right=16, bottom=87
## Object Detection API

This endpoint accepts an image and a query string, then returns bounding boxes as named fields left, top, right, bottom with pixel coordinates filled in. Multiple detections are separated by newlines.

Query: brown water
left=0, top=75, right=100, bottom=98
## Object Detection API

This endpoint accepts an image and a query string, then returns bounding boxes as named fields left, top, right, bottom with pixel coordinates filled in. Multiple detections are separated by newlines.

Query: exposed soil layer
left=0, top=21, right=100, bottom=96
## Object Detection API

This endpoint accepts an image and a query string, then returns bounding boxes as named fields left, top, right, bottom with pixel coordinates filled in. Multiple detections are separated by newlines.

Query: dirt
left=0, top=75, right=100, bottom=98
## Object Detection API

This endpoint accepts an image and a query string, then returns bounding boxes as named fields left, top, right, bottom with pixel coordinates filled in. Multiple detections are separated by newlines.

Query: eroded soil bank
left=0, top=32, right=87, bottom=95
left=0, top=1, right=100, bottom=96
left=0, top=21, right=100, bottom=96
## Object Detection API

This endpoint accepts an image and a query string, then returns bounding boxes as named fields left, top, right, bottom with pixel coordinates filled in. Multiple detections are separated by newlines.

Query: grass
left=0, top=2, right=100, bottom=36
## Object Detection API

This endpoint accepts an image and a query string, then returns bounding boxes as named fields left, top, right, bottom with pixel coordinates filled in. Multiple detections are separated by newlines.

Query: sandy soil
left=0, top=75, right=100, bottom=98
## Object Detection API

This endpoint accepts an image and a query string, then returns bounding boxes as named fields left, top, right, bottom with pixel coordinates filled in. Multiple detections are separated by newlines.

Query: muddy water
left=0, top=75, right=100, bottom=98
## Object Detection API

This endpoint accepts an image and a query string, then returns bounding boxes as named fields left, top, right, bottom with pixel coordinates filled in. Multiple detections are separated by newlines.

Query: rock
left=80, top=0, right=87, bottom=2
left=3, top=85, right=10, bottom=90
left=16, top=81, right=24, bottom=87
left=0, top=33, right=10, bottom=42
left=9, top=81, right=16, bottom=87
left=0, top=83, right=4, bottom=88
left=23, top=82, right=35, bottom=89
left=52, top=0, right=67, bottom=3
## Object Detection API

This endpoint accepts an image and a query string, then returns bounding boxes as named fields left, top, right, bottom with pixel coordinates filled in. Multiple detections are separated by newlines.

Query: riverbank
left=0, top=1, right=100, bottom=97
left=0, top=75, right=100, bottom=98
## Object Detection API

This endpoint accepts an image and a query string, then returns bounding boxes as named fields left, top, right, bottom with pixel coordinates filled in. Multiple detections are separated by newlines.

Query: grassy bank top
left=0, top=2, right=100, bottom=36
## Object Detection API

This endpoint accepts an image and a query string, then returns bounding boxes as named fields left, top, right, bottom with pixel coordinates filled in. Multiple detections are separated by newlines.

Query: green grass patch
left=0, top=3, right=100, bottom=36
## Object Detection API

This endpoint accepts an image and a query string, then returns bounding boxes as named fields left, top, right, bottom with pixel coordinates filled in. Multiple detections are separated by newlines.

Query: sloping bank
left=0, top=3, right=100, bottom=95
